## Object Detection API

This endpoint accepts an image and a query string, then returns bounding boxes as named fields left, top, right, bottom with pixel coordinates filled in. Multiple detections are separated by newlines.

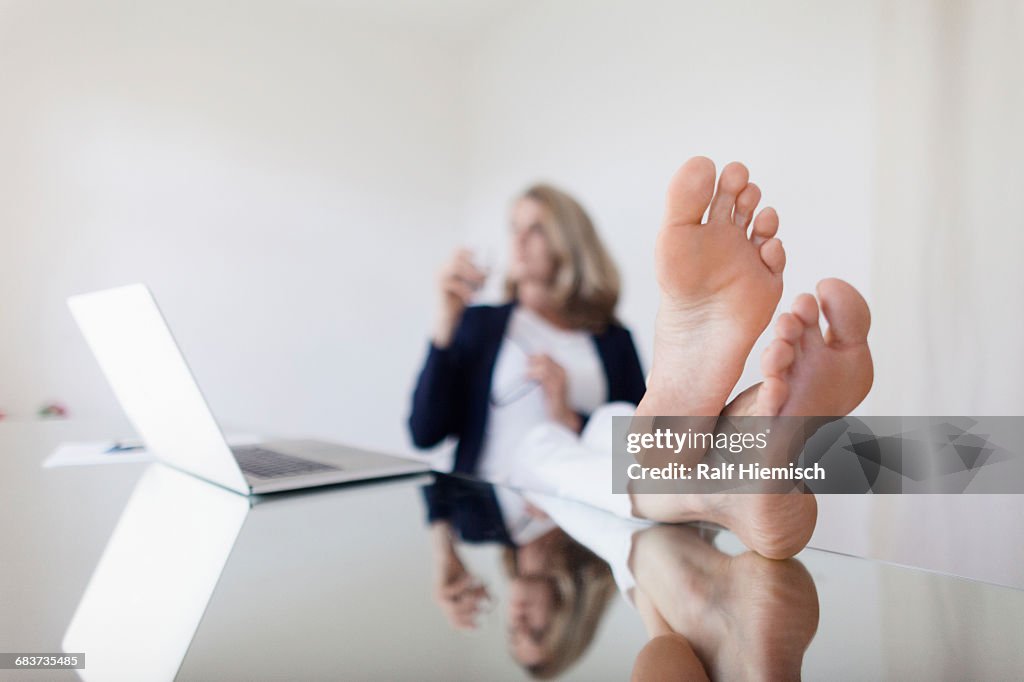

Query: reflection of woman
left=502, top=532, right=615, bottom=679
left=408, top=185, right=645, bottom=476
left=423, top=474, right=615, bottom=679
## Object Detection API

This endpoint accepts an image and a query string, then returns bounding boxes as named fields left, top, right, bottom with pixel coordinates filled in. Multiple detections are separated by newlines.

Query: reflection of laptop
left=68, top=284, right=427, bottom=495
left=64, top=464, right=248, bottom=681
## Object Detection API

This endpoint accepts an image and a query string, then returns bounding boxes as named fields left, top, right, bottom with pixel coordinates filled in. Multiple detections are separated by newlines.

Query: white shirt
left=493, top=486, right=558, bottom=545
left=475, top=306, right=605, bottom=483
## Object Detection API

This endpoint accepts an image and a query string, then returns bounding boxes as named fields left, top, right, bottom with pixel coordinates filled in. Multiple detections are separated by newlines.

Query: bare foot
left=639, top=157, right=785, bottom=418
left=627, top=158, right=809, bottom=557
left=630, top=525, right=819, bottom=681
left=756, top=277, right=873, bottom=416
left=631, top=490, right=818, bottom=560
left=633, top=280, right=874, bottom=557
left=723, top=278, right=873, bottom=418
left=717, top=281, right=872, bottom=559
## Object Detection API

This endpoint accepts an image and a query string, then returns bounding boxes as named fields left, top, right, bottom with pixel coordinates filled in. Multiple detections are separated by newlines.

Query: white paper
left=43, top=434, right=263, bottom=468
left=43, top=442, right=153, bottom=468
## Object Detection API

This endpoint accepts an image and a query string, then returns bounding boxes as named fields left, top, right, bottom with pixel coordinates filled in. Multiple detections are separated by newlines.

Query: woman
left=408, top=184, right=646, bottom=476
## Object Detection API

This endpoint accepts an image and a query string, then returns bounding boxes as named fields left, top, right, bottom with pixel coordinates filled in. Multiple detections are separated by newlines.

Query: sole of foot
left=638, top=156, right=785, bottom=419
left=756, top=277, right=873, bottom=416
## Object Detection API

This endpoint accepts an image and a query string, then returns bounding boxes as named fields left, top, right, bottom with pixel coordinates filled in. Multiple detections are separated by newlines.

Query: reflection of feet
left=757, top=278, right=873, bottom=416
left=631, top=632, right=709, bottom=682
left=631, top=525, right=819, bottom=681
left=639, top=157, right=785, bottom=417
left=711, top=553, right=819, bottom=681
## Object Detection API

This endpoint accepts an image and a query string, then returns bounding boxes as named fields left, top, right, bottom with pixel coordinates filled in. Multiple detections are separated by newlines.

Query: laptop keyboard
left=231, top=446, right=341, bottom=479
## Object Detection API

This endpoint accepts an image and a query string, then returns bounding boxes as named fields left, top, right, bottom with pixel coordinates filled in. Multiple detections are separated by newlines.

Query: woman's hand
left=433, top=249, right=487, bottom=348
left=434, top=556, right=491, bottom=630
left=430, top=522, right=491, bottom=630
left=527, top=354, right=582, bottom=432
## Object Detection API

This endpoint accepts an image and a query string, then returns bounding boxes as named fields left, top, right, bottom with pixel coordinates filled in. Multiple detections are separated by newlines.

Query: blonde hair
left=505, top=184, right=621, bottom=333
left=503, top=532, right=617, bottom=679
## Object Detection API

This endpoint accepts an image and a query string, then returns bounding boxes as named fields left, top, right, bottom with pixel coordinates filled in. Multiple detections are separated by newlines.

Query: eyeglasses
left=489, top=335, right=540, bottom=407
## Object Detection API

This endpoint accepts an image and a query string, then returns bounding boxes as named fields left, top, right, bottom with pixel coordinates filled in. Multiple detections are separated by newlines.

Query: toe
left=733, top=182, right=761, bottom=229
left=708, top=161, right=749, bottom=223
left=791, top=293, right=824, bottom=344
left=817, top=278, right=871, bottom=346
left=760, top=337, right=796, bottom=416
left=761, top=337, right=796, bottom=378
left=759, top=237, right=786, bottom=274
left=751, top=207, right=779, bottom=245
left=774, top=312, right=804, bottom=343
left=664, top=156, right=716, bottom=227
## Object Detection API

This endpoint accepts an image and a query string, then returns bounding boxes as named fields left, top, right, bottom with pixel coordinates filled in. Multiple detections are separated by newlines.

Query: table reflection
left=413, top=473, right=815, bottom=679
left=419, top=473, right=820, bottom=680
left=56, top=459, right=1023, bottom=681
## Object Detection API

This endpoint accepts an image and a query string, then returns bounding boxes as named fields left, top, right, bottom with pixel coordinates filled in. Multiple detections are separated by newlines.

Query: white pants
left=506, top=401, right=639, bottom=520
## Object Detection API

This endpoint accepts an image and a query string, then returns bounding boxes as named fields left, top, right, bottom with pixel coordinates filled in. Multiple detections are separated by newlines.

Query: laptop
left=67, top=283, right=428, bottom=495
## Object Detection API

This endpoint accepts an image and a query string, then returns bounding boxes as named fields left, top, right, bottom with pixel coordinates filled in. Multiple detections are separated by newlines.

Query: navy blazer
left=421, top=474, right=514, bottom=546
left=408, top=303, right=646, bottom=474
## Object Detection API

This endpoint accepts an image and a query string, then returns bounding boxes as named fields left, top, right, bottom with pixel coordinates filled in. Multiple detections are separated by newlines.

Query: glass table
left=2, top=421, right=1022, bottom=680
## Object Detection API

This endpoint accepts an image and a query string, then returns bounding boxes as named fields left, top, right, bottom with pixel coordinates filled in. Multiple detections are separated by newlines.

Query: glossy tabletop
left=1, top=421, right=1023, bottom=681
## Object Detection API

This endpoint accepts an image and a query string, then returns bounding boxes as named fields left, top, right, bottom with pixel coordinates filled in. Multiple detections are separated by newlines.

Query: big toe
left=817, top=278, right=871, bottom=346
left=664, top=156, right=716, bottom=227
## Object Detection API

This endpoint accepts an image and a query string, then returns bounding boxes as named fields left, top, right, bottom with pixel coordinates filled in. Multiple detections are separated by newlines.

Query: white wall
left=868, top=0, right=1024, bottom=588
left=0, top=1, right=467, bottom=452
